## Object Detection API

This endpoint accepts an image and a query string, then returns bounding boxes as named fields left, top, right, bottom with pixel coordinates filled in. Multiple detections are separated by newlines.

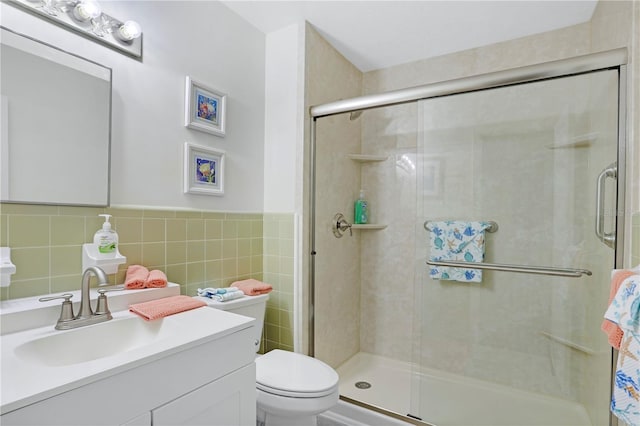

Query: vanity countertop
left=0, top=286, right=254, bottom=414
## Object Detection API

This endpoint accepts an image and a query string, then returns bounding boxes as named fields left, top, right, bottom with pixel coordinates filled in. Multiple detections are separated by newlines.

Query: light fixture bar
left=7, top=0, right=143, bottom=60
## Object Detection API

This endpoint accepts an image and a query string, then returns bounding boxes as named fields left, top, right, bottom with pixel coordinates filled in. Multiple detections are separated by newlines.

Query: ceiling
left=221, top=1, right=598, bottom=72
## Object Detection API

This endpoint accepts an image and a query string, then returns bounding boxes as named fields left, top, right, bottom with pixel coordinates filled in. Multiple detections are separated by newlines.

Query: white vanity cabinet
left=1, top=310, right=257, bottom=426
left=151, top=363, right=256, bottom=425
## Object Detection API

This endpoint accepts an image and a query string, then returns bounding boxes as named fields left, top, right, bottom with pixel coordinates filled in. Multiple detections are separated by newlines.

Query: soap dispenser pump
left=94, top=214, right=118, bottom=257
left=82, top=214, right=126, bottom=274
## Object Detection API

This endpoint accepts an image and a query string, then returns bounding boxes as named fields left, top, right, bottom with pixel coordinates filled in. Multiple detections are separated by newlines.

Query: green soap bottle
left=354, top=189, right=368, bottom=224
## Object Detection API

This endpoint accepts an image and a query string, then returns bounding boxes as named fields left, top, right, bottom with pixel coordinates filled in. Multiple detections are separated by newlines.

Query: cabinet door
left=152, top=364, right=256, bottom=426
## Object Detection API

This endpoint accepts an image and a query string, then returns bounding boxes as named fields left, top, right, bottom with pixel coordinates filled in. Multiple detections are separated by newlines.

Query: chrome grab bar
left=423, top=220, right=499, bottom=233
left=426, top=260, right=592, bottom=278
left=595, top=162, right=617, bottom=249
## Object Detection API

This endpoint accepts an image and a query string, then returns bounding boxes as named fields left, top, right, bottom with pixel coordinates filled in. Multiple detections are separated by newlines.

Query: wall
left=305, top=24, right=364, bottom=368
left=0, top=204, right=263, bottom=299
left=0, top=1, right=295, bottom=353
left=0, top=1, right=265, bottom=211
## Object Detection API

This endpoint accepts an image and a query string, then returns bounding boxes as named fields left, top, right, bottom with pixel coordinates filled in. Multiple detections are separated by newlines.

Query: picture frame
left=183, top=142, right=225, bottom=196
left=184, top=76, right=227, bottom=137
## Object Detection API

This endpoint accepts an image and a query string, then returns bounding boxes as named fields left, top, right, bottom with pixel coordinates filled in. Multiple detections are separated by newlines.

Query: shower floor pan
left=336, top=352, right=591, bottom=426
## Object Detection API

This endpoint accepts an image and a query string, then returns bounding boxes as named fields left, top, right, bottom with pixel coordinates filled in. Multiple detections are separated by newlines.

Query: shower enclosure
left=309, top=49, right=627, bottom=426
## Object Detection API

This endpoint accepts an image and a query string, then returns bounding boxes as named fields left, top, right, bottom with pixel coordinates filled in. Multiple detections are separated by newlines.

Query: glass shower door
left=415, top=69, right=620, bottom=426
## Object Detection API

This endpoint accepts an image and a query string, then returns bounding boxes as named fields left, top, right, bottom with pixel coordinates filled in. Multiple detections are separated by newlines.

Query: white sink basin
left=14, top=315, right=176, bottom=367
left=1, top=293, right=255, bottom=415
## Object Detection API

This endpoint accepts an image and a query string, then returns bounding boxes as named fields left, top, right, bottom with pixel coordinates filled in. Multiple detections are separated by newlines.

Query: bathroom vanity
left=0, top=285, right=257, bottom=425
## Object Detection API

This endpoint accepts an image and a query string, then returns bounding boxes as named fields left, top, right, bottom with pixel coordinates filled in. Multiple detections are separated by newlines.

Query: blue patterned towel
left=605, top=274, right=640, bottom=426
left=426, top=221, right=491, bottom=283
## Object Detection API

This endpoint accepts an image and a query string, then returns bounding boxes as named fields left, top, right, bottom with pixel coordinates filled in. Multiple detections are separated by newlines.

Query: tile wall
left=0, top=203, right=294, bottom=352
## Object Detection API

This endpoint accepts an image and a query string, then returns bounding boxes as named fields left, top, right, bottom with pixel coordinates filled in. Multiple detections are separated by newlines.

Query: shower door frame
left=308, top=48, right=628, bottom=426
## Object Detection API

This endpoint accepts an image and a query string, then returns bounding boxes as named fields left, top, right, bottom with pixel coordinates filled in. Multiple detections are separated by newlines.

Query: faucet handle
left=39, top=293, right=75, bottom=326
left=94, top=287, right=123, bottom=316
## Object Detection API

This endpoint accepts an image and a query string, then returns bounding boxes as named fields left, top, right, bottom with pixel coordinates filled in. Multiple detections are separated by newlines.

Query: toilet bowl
left=196, top=293, right=339, bottom=426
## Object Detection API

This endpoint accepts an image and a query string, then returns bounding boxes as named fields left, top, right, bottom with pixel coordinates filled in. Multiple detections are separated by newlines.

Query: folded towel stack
left=129, top=295, right=206, bottom=321
left=197, top=287, right=245, bottom=302
left=231, top=279, right=272, bottom=296
left=124, top=265, right=168, bottom=289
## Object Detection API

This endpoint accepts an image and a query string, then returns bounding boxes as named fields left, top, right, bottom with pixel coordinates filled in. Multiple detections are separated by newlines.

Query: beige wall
left=305, top=23, right=364, bottom=367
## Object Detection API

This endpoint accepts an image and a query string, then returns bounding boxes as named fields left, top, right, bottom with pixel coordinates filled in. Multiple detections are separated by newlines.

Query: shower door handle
left=595, top=162, right=617, bottom=249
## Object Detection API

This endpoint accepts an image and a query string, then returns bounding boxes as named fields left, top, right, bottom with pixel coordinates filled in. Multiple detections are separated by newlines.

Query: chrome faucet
left=39, top=266, right=122, bottom=330
left=77, top=266, right=108, bottom=320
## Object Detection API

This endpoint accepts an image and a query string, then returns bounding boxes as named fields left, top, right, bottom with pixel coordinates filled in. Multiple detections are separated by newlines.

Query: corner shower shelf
left=351, top=224, right=387, bottom=230
left=347, top=154, right=389, bottom=163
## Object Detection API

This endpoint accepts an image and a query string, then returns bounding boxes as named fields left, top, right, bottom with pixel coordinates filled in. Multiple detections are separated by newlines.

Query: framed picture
left=184, top=76, right=227, bottom=137
left=183, top=142, right=225, bottom=196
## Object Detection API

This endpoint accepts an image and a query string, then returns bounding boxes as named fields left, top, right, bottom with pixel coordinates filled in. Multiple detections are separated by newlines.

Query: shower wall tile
left=306, top=23, right=364, bottom=368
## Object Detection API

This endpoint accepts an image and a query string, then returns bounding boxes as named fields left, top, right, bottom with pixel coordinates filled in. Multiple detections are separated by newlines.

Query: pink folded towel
left=129, top=295, right=206, bottom=321
left=231, top=279, right=272, bottom=296
left=146, top=269, right=168, bottom=288
left=125, top=265, right=150, bottom=289
left=601, top=269, right=636, bottom=349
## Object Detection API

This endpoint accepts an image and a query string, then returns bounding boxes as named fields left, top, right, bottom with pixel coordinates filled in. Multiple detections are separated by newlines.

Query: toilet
left=196, top=293, right=339, bottom=426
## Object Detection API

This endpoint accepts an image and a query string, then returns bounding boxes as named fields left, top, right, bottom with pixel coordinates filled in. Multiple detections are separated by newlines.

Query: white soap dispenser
left=93, top=214, right=118, bottom=258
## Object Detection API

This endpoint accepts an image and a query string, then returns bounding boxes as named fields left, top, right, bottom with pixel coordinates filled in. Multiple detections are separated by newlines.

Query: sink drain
left=355, top=381, right=371, bottom=389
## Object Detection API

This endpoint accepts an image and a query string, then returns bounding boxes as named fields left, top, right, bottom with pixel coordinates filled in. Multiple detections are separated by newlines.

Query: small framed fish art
left=183, top=142, right=225, bottom=196
left=184, top=76, right=227, bottom=137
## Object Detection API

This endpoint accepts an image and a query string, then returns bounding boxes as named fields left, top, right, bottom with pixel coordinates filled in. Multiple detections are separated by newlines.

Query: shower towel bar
left=425, top=260, right=592, bottom=278
left=423, top=220, right=498, bottom=233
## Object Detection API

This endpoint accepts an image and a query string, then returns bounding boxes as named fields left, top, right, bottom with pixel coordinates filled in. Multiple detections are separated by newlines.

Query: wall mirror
left=0, top=26, right=111, bottom=206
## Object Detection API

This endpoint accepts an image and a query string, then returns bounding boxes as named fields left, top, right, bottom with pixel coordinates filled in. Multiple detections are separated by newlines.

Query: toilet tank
left=195, top=293, right=268, bottom=353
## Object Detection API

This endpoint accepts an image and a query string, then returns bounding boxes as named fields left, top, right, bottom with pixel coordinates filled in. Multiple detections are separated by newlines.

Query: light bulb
left=73, top=0, right=102, bottom=21
left=117, top=21, right=142, bottom=41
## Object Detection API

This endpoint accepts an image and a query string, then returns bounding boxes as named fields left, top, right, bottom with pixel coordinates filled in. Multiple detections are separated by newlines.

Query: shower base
left=336, top=352, right=591, bottom=426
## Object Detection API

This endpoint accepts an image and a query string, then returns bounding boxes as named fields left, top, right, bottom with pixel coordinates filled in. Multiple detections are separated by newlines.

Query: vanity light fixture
left=72, top=0, right=101, bottom=21
left=7, top=0, right=143, bottom=60
left=117, top=20, right=142, bottom=41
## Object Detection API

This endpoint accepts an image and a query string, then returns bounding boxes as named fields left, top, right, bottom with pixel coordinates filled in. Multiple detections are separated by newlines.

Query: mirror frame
left=0, top=25, right=112, bottom=207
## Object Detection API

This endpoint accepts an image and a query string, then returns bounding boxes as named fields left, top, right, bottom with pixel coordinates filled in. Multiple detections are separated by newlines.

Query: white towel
left=426, top=221, right=491, bottom=283
left=604, top=274, right=640, bottom=425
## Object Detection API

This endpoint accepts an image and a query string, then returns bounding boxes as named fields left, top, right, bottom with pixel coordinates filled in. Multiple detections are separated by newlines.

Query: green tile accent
left=1, top=204, right=294, bottom=355
left=206, top=240, right=223, bottom=260
left=187, top=261, right=205, bottom=284
left=166, top=241, right=187, bottom=264
left=166, top=218, right=187, bottom=241
left=142, top=218, right=165, bottom=242
left=9, top=278, right=50, bottom=299
left=114, top=217, right=143, bottom=244
left=187, top=241, right=205, bottom=262
left=51, top=216, right=85, bottom=246
left=187, top=219, right=205, bottom=241
left=223, top=220, right=238, bottom=238
left=51, top=246, right=82, bottom=275
left=142, top=242, right=165, bottom=266
left=0, top=214, right=7, bottom=246
left=12, top=247, right=49, bottom=280
left=9, top=216, right=50, bottom=247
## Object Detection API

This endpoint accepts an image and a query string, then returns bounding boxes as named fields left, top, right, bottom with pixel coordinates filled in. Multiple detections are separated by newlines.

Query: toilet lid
left=256, top=350, right=339, bottom=398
